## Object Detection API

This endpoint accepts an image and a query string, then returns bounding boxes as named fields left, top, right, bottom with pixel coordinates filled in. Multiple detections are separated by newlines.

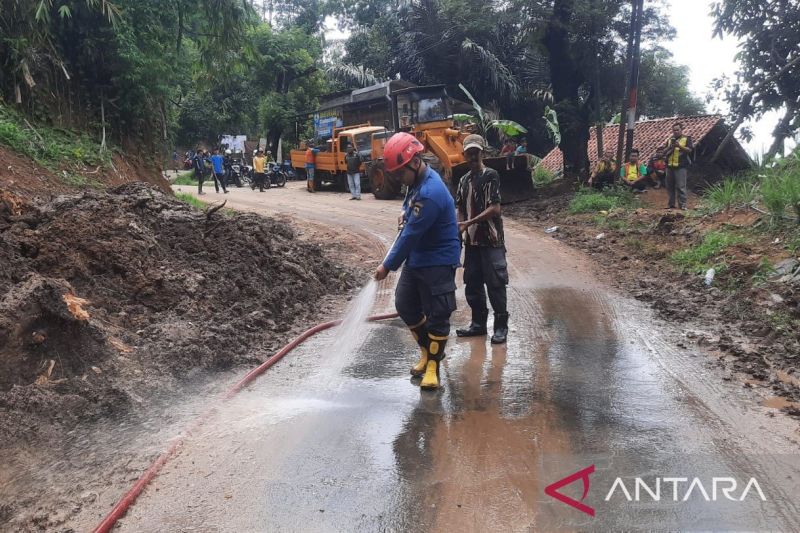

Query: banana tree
left=458, top=84, right=527, bottom=139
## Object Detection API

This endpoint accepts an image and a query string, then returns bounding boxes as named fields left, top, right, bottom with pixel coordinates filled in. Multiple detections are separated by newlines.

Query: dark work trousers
left=195, top=168, right=205, bottom=194
left=212, top=172, right=227, bottom=193
left=463, top=245, right=509, bottom=321
left=592, top=171, right=616, bottom=190
left=395, top=265, right=457, bottom=337
left=254, top=172, right=266, bottom=192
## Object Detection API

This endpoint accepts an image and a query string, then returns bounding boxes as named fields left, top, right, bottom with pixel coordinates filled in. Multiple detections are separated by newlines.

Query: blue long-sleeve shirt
left=383, top=166, right=461, bottom=271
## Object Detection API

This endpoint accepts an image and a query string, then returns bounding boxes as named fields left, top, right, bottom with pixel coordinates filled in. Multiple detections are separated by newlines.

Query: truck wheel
left=369, top=161, right=399, bottom=200
left=337, top=174, right=349, bottom=192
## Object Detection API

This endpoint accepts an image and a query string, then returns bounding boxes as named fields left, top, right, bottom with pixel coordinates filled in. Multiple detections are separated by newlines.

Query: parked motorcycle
left=226, top=158, right=245, bottom=188
left=267, top=162, right=287, bottom=187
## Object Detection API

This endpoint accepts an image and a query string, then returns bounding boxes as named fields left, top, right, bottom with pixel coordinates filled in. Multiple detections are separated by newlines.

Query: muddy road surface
left=88, top=181, right=799, bottom=531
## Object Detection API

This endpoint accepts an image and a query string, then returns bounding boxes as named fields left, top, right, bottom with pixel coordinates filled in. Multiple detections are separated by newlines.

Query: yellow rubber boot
left=420, top=333, right=448, bottom=390
left=408, top=318, right=428, bottom=377
left=411, top=346, right=428, bottom=377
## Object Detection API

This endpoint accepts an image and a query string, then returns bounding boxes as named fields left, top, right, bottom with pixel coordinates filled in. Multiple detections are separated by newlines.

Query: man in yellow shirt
left=620, top=149, right=650, bottom=191
left=588, top=150, right=618, bottom=189
left=252, top=149, right=267, bottom=192
left=662, top=123, right=694, bottom=210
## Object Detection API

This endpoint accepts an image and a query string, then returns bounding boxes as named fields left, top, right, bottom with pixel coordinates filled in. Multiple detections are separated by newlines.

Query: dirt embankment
left=0, top=183, right=360, bottom=448
left=506, top=189, right=800, bottom=410
left=0, top=144, right=170, bottom=199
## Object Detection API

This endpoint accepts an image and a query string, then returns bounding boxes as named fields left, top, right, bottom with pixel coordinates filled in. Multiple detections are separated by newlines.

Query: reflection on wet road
left=118, top=185, right=799, bottom=532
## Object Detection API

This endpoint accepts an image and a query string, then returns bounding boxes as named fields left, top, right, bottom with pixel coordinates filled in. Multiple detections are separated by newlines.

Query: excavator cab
left=392, top=86, right=451, bottom=129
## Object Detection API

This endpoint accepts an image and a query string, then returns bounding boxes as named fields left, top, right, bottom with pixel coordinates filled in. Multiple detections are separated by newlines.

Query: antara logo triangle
left=544, top=465, right=596, bottom=517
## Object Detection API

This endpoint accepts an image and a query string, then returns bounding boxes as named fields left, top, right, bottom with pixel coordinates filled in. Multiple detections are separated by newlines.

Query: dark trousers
left=254, top=172, right=266, bottom=192
left=395, top=265, right=457, bottom=337
left=212, top=172, right=227, bottom=193
left=195, top=168, right=204, bottom=193
left=592, top=172, right=616, bottom=190
left=463, top=245, right=508, bottom=321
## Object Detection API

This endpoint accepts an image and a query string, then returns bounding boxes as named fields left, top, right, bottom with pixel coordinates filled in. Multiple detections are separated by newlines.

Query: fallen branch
left=24, top=119, right=45, bottom=144
left=204, top=200, right=227, bottom=221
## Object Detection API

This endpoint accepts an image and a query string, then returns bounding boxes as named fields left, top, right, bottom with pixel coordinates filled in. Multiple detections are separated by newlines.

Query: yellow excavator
left=367, top=85, right=534, bottom=203
left=290, top=85, right=534, bottom=203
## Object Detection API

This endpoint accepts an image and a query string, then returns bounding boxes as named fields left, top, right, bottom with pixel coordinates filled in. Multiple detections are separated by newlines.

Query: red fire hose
left=93, top=311, right=399, bottom=533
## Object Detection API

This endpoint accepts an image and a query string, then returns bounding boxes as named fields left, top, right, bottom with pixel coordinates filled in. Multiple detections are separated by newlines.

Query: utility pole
left=624, top=0, right=644, bottom=161
left=592, top=0, right=604, bottom=159
left=616, top=0, right=643, bottom=172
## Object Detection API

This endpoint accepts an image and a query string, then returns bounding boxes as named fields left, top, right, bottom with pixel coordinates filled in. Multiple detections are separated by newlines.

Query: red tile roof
left=539, top=115, right=726, bottom=173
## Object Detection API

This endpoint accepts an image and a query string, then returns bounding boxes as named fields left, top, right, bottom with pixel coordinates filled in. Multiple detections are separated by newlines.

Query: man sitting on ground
left=647, top=151, right=667, bottom=189
left=588, top=151, right=618, bottom=189
left=620, top=149, right=650, bottom=192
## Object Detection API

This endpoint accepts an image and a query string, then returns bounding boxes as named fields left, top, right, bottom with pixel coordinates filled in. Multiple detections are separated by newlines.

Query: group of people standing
left=374, top=132, right=509, bottom=391
left=589, top=122, right=694, bottom=210
left=191, top=147, right=282, bottom=194
left=191, top=148, right=229, bottom=195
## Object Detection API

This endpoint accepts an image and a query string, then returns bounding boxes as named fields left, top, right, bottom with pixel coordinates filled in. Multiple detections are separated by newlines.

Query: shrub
left=568, top=186, right=635, bottom=214
left=704, top=177, right=758, bottom=212
left=670, top=231, right=744, bottom=273
left=174, top=192, right=207, bottom=210
left=533, top=166, right=558, bottom=188
left=174, top=171, right=197, bottom=185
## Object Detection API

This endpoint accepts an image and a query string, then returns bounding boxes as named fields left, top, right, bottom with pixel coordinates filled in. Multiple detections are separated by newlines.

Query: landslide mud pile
left=0, top=184, right=358, bottom=443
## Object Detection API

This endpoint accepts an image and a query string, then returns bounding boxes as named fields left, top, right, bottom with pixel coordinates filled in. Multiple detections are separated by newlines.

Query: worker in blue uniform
left=374, top=132, right=460, bottom=390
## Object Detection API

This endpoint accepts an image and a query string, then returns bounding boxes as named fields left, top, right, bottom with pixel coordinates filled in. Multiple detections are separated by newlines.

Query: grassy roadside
left=0, top=104, right=112, bottom=187
left=173, top=171, right=196, bottom=185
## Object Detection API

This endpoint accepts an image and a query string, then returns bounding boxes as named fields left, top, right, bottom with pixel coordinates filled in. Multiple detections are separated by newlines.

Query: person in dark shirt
left=192, top=149, right=206, bottom=195
left=344, top=147, right=363, bottom=200
left=589, top=150, right=618, bottom=190
left=454, top=134, right=510, bottom=344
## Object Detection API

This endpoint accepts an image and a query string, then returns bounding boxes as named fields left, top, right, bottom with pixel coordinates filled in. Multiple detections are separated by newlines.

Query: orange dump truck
left=290, top=125, right=389, bottom=193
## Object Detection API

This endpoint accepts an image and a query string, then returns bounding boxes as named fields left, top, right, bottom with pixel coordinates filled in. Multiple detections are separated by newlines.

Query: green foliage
left=173, top=171, right=196, bottom=185
left=703, top=177, right=758, bottom=212
left=0, top=104, right=111, bottom=169
left=543, top=106, right=561, bottom=146
left=0, top=0, right=255, bottom=154
left=712, top=0, right=800, bottom=158
left=751, top=257, right=775, bottom=286
left=568, top=186, right=635, bottom=214
left=758, top=152, right=800, bottom=224
left=637, top=49, right=706, bottom=118
left=670, top=231, right=744, bottom=273
left=174, top=192, right=206, bottom=210
left=178, top=22, right=327, bottom=151
left=532, top=165, right=557, bottom=188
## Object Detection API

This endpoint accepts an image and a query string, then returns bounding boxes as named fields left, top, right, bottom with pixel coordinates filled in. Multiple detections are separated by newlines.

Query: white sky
left=325, top=3, right=792, bottom=157
left=667, top=0, right=789, bottom=157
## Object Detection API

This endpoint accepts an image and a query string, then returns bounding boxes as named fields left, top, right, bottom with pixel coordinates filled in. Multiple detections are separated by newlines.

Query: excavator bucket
left=450, top=155, right=535, bottom=204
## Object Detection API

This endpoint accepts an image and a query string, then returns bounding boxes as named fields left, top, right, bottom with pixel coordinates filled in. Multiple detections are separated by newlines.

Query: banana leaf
left=491, top=119, right=528, bottom=137
left=452, top=113, right=475, bottom=122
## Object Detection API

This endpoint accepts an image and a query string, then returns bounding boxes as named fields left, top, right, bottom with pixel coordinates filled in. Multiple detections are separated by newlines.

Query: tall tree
left=712, top=0, right=800, bottom=160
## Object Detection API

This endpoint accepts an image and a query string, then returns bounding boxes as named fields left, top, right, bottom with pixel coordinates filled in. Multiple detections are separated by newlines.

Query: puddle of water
left=762, top=396, right=800, bottom=410
left=776, top=370, right=800, bottom=389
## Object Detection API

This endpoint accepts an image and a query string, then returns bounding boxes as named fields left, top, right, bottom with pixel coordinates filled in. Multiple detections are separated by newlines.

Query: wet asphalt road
left=114, top=182, right=799, bottom=532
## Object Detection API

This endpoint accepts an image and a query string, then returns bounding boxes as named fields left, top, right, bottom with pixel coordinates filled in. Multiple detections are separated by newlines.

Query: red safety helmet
left=383, top=132, right=425, bottom=172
